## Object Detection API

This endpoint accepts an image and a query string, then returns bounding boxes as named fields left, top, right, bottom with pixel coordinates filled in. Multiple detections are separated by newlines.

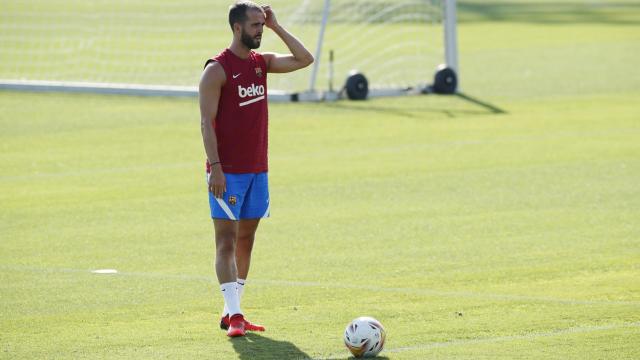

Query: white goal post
left=0, top=0, right=459, bottom=101
left=306, top=0, right=459, bottom=101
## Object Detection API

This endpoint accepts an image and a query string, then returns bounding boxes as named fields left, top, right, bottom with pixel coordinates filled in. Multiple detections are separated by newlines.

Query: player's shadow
left=229, top=333, right=311, bottom=360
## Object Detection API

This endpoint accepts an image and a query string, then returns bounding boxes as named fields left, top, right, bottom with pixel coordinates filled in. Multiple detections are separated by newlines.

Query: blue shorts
left=208, top=172, right=270, bottom=220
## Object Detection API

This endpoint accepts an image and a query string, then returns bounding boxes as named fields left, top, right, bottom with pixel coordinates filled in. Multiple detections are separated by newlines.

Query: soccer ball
left=343, top=316, right=386, bottom=358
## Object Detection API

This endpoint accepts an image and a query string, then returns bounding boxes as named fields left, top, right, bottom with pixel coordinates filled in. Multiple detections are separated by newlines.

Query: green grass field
left=1, top=1, right=640, bottom=359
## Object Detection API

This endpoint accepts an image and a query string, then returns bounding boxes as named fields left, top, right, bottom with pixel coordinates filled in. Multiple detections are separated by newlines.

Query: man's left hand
left=262, top=5, right=278, bottom=29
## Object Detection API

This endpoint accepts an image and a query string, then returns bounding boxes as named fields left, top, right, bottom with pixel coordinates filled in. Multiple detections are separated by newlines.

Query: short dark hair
left=228, top=1, right=263, bottom=30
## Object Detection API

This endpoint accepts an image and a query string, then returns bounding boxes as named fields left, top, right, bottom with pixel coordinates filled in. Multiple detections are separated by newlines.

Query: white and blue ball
left=343, top=316, right=386, bottom=358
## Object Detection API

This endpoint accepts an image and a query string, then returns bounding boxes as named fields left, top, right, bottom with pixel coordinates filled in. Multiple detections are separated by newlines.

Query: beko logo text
left=238, top=84, right=265, bottom=98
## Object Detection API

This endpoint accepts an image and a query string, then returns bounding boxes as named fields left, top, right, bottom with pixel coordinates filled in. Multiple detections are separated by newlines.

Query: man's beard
left=241, top=29, right=261, bottom=49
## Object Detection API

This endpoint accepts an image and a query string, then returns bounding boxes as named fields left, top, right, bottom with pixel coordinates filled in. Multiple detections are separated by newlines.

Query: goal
left=269, top=0, right=459, bottom=101
left=0, top=0, right=458, bottom=100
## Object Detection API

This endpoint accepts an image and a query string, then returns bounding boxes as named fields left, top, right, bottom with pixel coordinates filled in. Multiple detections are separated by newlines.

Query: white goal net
left=0, top=0, right=457, bottom=98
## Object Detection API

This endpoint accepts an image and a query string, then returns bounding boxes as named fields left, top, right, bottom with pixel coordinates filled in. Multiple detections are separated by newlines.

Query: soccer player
left=199, top=2, right=313, bottom=337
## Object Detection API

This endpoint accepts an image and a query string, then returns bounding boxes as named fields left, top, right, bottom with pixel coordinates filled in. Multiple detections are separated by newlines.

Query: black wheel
left=433, top=65, right=457, bottom=94
left=345, top=72, right=368, bottom=100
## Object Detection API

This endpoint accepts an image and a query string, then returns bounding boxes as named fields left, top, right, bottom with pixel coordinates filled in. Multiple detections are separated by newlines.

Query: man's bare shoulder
left=200, top=61, right=226, bottom=89
left=259, top=52, right=276, bottom=66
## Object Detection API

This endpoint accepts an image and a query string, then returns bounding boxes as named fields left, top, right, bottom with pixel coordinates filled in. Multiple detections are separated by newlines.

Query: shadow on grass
left=230, top=333, right=393, bottom=359
left=458, top=1, right=640, bottom=25
left=230, top=333, right=311, bottom=360
left=455, top=92, right=506, bottom=114
left=322, top=93, right=506, bottom=119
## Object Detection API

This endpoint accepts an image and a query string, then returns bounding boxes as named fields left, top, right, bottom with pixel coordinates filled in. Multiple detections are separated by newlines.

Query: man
left=199, top=2, right=313, bottom=338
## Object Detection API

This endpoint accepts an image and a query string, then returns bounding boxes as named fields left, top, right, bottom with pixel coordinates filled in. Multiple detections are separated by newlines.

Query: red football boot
left=226, top=314, right=246, bottom=337
left=220, top=314, right=265, bottom=332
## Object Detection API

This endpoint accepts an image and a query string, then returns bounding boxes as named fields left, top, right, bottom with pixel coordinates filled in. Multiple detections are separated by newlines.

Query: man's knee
left=214, top=219, right=238, bottom=257
left=236, top=233, right=255, bottom=253
left=216, top=232, right=237, bottom=255
left=216, top=240, right=236, bottom=257
left=237, top=219, right=259, bottom=251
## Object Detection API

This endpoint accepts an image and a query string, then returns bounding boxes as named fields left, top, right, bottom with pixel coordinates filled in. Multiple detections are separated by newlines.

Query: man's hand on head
left=262, top=5, right=279, bottom=29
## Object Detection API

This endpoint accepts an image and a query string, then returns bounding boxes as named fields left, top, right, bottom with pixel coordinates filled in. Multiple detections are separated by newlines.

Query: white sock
left=237, top=278, right=246, bottom=302
left=220, top=282, right=242, bottom=317
left=222, top=279, right=246, bottom=317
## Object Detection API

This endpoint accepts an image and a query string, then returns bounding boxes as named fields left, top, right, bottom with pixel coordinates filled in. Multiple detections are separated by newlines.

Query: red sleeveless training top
left=205, top=49, right=268, bottom=174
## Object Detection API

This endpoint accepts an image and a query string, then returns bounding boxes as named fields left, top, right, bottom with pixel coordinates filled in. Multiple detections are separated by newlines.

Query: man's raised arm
left=261, top=5, right=314, bottom=73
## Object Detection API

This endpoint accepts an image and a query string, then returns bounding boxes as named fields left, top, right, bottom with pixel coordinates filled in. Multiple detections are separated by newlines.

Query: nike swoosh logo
left=233, top=73, right=241, bottom=79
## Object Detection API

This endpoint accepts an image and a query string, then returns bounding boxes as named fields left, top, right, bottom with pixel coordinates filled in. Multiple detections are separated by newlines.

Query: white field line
left=0, top=162, right=193, bottom=182
left=2, top=154, right=636, bottom=183
left=316, top=322, right=640, bottom=359
left=2, top=265, right=639, bottom=307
